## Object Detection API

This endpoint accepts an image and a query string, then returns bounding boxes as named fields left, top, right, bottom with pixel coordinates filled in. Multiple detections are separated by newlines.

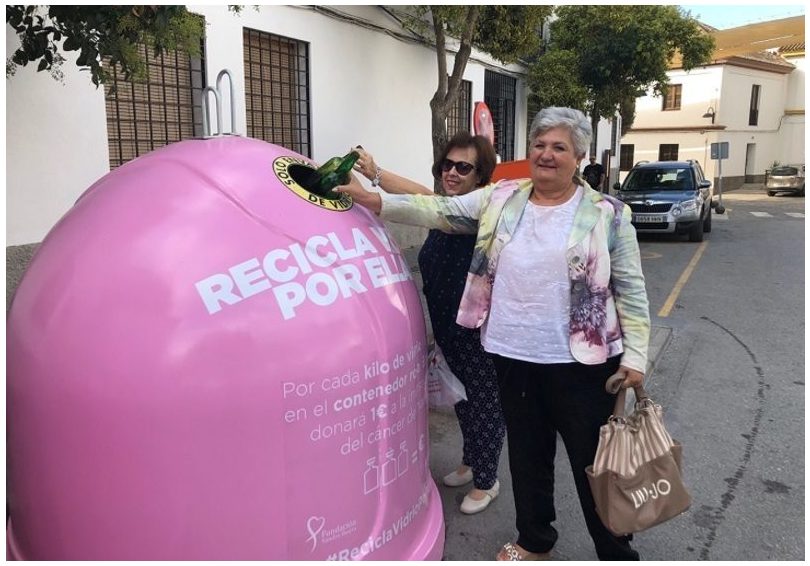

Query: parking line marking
left=713, top=213, right=729, bottom=221
left=750, top=211, right=773, bottom=217
left=658, top=241, right=709, bottom=318
left=786, top=212, right=805, bottom=218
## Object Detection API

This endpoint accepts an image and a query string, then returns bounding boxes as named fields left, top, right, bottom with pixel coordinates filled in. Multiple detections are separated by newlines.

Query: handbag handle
left=605, top=372, right=650, bottom=419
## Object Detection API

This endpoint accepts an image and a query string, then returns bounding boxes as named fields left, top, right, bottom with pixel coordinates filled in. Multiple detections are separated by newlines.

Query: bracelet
left=371, top=166, right=382, bottom=187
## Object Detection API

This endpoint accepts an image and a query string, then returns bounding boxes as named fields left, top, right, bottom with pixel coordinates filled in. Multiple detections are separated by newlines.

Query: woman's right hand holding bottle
left=350, top=145, right=432, bottom=196
left=352, top=146, right=380, bottom=182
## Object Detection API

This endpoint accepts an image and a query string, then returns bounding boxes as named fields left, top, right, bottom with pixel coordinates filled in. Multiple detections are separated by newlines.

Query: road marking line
left=658, top=241, right=709, bottom=318
left=750, top=211, right=773, bottom=217
left=785, top=212, right=805, bottom=218
left=713, top=213, right=729, bottom=221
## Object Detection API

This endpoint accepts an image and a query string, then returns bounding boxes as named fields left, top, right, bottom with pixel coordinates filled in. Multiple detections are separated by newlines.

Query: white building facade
left=777, top=48, right=806, bottom=167
left=619, top=50, right=803, bottom=190
left=6, top=5, right=530, bottom=247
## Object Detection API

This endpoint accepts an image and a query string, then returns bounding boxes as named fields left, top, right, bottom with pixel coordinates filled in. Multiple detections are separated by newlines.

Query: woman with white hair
left=337, top=107, right=650, bottom=560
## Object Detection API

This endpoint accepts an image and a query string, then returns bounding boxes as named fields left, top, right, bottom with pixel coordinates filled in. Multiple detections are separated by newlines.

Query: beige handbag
left=586, top=373, right=691, bottom=536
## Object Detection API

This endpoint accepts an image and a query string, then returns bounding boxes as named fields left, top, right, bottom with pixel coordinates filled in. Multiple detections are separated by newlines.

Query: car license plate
left=633, top=214, right=665, bottom=223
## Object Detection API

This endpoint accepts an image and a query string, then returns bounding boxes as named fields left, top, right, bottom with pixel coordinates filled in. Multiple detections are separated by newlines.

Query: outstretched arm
left=337, top=173, right=382, bottom=214
left=353, top=146, right=434, bottom=196
left=336, top=178, right=490, bottom=234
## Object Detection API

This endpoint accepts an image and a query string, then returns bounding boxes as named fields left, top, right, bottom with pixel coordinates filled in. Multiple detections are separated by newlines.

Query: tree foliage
left=526, top=50, right=589, bottom=113
left=474, top=6, right=550, bottom=65
left=6, top=5, right=205, bottom=86
left=397, top=6, right=552, bottom=189
left=527, top=5, right=714, bottom=136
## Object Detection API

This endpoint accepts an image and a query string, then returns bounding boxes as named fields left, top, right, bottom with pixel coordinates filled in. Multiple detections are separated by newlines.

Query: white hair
left=529, top=107, right=592, bottom=158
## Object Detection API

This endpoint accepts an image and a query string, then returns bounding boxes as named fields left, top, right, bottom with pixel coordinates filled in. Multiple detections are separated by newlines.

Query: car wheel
left=767, top=190, right=776, bottom=196
left=703, top=206, right=712, bottom=233
left=688, top=216, right=704, bottom=242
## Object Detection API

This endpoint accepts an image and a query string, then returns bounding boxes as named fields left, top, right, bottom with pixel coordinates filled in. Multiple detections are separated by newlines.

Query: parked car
left=613, top=160, right=713, bottom=242
left=765, top=165, right=805, bottom=196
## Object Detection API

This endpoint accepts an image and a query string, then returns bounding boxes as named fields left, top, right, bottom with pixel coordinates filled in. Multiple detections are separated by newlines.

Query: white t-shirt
left=482, top=186, right=583, bottom=363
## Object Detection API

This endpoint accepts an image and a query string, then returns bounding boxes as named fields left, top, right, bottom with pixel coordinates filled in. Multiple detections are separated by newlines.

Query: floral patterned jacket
left=380, top=179, right=650, bottom=373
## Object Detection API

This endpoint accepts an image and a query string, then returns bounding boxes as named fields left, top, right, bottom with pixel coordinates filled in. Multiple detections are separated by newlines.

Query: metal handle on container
left=202, top=86, right=221, bottom=137
left=217, top=69, right=236, bottom=135
left=202, top=69, right=237, bottom=138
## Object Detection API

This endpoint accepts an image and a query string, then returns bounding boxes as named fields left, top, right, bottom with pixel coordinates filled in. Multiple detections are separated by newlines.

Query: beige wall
left=620, top=57, right=803, bottom=184
left=779, top=56, right=805, bottom=166
left=5, top=30, right=110, bottom=245
left=632, top=67, right=723, bottom=130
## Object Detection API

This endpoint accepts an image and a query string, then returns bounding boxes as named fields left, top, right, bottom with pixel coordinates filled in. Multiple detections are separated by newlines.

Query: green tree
left=528, top=5, right=714, bottom=140
left=397, top=6, right=552, bottom=190
left=6, top=5, right=205, bottom=86
left=526, top=49, right=590, bottom=113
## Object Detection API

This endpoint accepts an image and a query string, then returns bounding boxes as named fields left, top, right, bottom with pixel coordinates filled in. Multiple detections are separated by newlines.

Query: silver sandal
left=496, top=542, right=552, bottom=561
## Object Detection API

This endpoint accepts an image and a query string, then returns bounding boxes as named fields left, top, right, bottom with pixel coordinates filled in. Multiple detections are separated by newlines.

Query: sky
left=678, top=3, right=805, bottom=29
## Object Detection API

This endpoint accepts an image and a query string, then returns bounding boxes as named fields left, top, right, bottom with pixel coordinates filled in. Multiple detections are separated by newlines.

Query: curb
left=646, top=324, right=673, bottom=378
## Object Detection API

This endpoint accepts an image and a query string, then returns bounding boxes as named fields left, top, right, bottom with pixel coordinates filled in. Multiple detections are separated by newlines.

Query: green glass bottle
left=310, top=151, right=360, bottom=196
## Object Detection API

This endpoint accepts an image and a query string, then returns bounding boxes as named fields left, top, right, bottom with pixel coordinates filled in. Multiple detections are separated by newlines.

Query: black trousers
left=493, top=355, right=639, bottom=561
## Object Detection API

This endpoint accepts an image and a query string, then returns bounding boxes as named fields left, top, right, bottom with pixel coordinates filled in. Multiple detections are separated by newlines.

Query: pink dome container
left=7, top=136, right=445, bottom=560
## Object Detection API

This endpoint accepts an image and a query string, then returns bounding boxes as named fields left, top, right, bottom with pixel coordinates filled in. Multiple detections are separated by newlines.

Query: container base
left=5, top=483, right=446, bottom=561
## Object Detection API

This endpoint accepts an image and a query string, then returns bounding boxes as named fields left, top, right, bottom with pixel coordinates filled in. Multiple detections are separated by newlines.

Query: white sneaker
left=442, top=467, right=474, bottom=487
left=460, top=480, right=500, bottom=515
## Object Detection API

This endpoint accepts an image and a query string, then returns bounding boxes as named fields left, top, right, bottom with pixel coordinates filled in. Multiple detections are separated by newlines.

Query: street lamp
left=702, top=106, right=716, bottom=124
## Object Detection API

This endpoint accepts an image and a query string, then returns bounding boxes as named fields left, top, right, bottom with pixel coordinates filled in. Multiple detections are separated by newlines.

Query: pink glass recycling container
left=7, top=136, right=445, bottom=560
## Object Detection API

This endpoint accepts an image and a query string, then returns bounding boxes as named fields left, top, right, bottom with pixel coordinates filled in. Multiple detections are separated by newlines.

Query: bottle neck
left=335, top=151, right=359, bottom=175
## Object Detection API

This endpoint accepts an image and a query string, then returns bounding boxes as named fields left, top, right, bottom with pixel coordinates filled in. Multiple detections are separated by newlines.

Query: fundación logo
left=306, top=515, right=358, bottom=552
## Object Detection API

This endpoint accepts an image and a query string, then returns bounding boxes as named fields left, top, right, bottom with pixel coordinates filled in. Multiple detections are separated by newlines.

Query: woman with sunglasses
left=338, top=107, right=650, bottom=560
left=352, top=132, right=505, bottom=516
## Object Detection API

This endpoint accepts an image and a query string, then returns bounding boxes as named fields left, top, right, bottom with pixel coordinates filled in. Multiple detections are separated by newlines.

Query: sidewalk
left=717, top=182, right=769, bottom=201
left=401, top=246, right=674, bottom=560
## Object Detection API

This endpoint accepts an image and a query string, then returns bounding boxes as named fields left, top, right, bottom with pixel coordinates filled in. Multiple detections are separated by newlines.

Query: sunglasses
left=440, top=159, right=477, bottom=176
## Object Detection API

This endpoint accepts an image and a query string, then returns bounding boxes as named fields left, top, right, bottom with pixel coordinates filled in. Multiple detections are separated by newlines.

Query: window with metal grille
left=658, top=144, right=679, bottom=161
left=485, top=70, right=516, bottom=161
left=620, top=144, right=635, bottom=171
left=662, top=84, right=682, bottom=111
left=104, top=35, right=206, bottom=169
left=243, top=28, right=311, bottom=157
left=749, top=84, right=760, bottom=126
left=446, top=79, right=472, bottom=138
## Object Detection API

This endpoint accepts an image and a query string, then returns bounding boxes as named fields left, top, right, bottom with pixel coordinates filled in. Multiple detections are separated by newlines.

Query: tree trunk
left=430, top=100, right=449, bottom=194
left=590, top=108, right=599, bottom=157
left=428, top=6, right=480, bottom=194
left=619, top=95, right=636, bottom=136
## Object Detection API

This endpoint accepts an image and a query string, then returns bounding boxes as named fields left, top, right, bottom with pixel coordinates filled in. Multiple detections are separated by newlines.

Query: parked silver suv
left=765, top=165, right=805, bottom=197
left=614, top=160, right=713, bottom=242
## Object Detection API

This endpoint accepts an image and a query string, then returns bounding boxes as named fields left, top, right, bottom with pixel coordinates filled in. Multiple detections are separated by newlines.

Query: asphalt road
left=430, top=185, right=805, bottom=561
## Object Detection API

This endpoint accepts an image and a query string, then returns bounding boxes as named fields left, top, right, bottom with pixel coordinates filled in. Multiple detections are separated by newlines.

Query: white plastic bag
left=427, top=345, right=467, bottom=408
